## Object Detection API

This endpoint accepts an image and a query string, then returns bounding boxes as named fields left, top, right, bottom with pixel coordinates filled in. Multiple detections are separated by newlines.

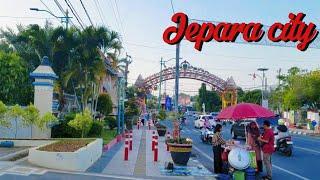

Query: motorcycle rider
left=201, top=116, right=213, bottom=141
left=275, top=119, right=289, bottom=143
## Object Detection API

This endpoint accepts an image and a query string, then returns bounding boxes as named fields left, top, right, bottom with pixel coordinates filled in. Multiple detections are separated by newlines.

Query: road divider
left=124, top=133, right=129, bottom=161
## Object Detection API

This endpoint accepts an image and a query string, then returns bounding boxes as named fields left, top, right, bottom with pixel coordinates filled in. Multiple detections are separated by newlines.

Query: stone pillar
left=30, top=56, right=58, bottom=139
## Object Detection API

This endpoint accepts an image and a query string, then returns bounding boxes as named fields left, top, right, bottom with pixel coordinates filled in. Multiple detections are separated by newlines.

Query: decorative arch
left=136, top=60, right=237, bottom=109
left=144, top=61, right=227, bottom=92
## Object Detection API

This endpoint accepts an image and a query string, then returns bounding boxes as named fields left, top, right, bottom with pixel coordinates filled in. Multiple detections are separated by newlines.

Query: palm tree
left=63, top=26, right=122, bottom=112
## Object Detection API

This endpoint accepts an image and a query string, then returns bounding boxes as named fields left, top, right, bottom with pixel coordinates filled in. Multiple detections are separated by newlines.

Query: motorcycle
left=200, top=126, right=214, bottom=144
left=274, top=125, right=293, bottom=156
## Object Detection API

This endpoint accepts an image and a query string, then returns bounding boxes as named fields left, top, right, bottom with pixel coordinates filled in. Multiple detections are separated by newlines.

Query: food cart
left=217, top=103, right=276, bottom=179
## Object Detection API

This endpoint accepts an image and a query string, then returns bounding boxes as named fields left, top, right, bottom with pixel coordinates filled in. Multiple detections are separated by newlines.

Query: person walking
left=212, top=124, right=226, bottom=174
left=246, top=122, right=263, bottom=172
left=258, top=120, right=275, bottom=180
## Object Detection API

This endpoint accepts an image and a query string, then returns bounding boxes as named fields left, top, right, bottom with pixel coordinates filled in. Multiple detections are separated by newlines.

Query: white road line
left=193, top=129, right=199, bottom=133
left=193, top=145, right=310, bottom=180
left=294, top=146, right=320, bottom=154
left=293, top=136, right=320, bottom=143
left=272, top=165, right=310, bottom=180
left=47, top=169, right=152, bottom=180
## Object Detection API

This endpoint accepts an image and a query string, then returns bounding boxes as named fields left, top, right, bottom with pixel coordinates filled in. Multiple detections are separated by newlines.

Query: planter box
left=167, top=143, right=192, bottom=165
left=156, top=128, right=167, bottom=136
left=28, top=138, right=103, bottom=171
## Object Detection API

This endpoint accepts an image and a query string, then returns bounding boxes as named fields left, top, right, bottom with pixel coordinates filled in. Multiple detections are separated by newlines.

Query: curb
left=103, top=134, right=124, bottom=152
left=289, top=130, right=307, bottom=136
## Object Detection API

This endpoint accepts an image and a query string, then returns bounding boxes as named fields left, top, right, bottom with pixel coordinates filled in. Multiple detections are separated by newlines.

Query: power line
left=113, top=0, right=126, bottom=34
left=40, top=0, right=54, bottom=14
left=53, top=0, right=76, bottom=27
left=0, top=15, right=55, bottom=20
left=170, top=0, right=175, bottom=14
left=93, top=0, right=106, bottom=25
left=79, top=0, right=94, bottom=26
left=63, top=0, right=85, bottom=29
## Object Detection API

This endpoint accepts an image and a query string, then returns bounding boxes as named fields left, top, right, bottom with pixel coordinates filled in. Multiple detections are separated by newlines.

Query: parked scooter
left=200, top=126, right=214, bottom=144
left=274, top=123, right=293, bottom=156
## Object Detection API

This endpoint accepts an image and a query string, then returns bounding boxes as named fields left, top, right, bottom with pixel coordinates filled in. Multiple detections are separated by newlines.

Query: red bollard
left=148, top=121, right=151, bottom=130
left=154, top=136, right=158, bottom=161
left=129, top=130, right=133, bottom=151
left=152, top=131, right=155, bottom=151
left=137, top=120, right=140, bottom=130
left=166, top=132, right=170, bottom=151
left=124, top=134, right=129, bottom=161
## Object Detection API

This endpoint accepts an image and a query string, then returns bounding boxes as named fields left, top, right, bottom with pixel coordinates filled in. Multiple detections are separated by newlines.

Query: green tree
left=68, top=109, right=93, bottom=138
left=0, top=51, right=33, bottom=105
left=23, top=104, right=40, bottom=137
left=196, top=83, right=221, bottom=112
left=97, top=93, right=113, bottom=116
left=238, top=89, right=262, bottom=104
left=0, top=101, right=10, bottom=127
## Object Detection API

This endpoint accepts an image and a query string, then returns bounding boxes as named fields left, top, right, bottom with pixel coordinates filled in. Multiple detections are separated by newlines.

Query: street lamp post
left=30, top=8, right=72, bottom=29
left=157, top=57, right=182, bottom=112
left=257, top=68, right=269, bottom=106
left=117, top=73, right=125, bottom=134
left=158, top=57, right=163, bottom=112
left=175, top=43, right=180, bottom=114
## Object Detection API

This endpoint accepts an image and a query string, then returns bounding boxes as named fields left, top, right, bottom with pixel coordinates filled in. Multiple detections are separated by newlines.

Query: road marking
left=193, top=145, right=310, bottom=180
left=293, top=136, right=320, bottom=143
left=193, top=145, right=213, bottom=161
left=294, top=146, right=320, bottom=154
left=272, top=165, right=310, bottom=180
left=193, top=129, right=199, bottom=133
left=48, top=169, right=152, bottom=180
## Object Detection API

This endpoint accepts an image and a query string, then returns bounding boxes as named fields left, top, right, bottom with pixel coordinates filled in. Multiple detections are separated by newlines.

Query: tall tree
left=0, top=51, right=33, bottom=105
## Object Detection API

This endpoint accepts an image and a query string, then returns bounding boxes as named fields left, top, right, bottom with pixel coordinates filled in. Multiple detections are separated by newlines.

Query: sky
left=1, top=0, right=320, bottom=96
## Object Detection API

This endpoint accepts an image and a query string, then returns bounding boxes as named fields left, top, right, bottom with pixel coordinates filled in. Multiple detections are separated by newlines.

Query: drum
left=228, top=147, right=250, bottom=170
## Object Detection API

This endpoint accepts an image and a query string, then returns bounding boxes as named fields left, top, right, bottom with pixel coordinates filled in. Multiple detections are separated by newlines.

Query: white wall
left=0, top=117, right=49, bottom=139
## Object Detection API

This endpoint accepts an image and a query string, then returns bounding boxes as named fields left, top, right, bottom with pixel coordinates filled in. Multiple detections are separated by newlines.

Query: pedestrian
left=258, top=120, right=275, bottom=180
left=246, top=122, right=263, bottom=172
left=211, top=124, right=226, bottom=174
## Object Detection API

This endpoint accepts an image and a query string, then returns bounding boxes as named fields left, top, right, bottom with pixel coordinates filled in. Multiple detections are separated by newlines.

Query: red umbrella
left=217, top=103, right=275, bottom=120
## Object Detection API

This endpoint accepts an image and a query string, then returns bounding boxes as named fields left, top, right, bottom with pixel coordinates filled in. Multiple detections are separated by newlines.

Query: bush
left=51, top=112, right=81, bottom=138
left=87, top=121, right=104, bottom=137
left=97, top=93, right=113, bottom=116
left=105, top=116, right=117, bottom=130
left=68, top=109, right=93, bottom=138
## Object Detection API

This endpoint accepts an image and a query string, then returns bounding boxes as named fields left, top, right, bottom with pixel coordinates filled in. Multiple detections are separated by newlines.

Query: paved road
left=162, top=118, right=320, bottom=180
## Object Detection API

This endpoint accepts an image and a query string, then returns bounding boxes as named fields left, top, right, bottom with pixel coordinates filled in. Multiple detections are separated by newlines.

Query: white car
left=194, top=115, right=217, bottom=128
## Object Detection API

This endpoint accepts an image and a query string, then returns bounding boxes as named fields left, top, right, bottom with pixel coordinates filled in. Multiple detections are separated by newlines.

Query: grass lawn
left=101, top=129, right=117, bottom=145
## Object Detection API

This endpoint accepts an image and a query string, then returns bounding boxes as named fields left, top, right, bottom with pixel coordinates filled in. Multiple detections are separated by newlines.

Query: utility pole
left=124, top=53, right=132, bottom=87
left=277, top=68, right=282, bottom=114
left=175, top=42, right=180, bottom=114
left=30, top=8, right=72, bottom=30
left=64, top=10, right=70, bottom=29
left=158, top=57, right=163, bottom=112
left=258, top=68, right=268, bottom=107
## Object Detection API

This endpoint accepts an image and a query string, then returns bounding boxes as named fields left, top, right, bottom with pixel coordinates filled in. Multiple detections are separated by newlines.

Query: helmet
left=278, top=118, right=285, bottom=125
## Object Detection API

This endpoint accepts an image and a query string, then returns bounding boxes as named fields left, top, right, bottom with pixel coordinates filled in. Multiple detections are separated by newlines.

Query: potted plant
left=167, top=137, right=193, bottom=165
left=155, top=123, right=167, bottom=136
